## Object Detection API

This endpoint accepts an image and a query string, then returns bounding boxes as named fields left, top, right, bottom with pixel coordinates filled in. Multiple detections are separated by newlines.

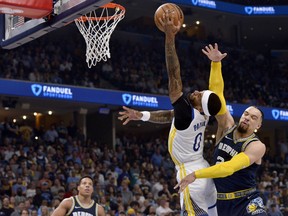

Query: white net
left=75, top=3, right=125, bottom=68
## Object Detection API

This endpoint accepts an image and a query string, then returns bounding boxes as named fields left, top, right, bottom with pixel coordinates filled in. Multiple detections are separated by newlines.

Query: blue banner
left=168, top=0, right=288, bottom=16
left=0, top=79, right=287, bottom=121
left=0, top=79, right=172, bottom=109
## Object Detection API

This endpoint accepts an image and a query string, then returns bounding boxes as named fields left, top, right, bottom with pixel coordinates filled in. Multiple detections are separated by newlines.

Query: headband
left=201, top=90, right=213, bottom=116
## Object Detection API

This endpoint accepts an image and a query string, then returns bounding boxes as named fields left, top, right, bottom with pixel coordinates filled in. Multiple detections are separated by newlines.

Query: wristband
left=140, top=111, right=150, bottom=121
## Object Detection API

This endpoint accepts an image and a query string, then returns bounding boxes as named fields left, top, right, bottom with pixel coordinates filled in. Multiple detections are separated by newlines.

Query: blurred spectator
left=99, top=196, right=111, bottom=213
left=9, top=196, right=15, bottom=209
left=33, top=148, right=48, bottom=170
left=120, top=179, right=133, bottom=207
left=0, top=197, right=14, bottom=216
left=14, top=188, right=26, bottom=207
left=32, top=188, right=43, bottom=209
left=1, top=179, right=12, bottom=196
left=144, top=205, right=156, bottom=216
left=268, top=203, right=283, bottom=216
left=44, top=124, right=58, bottom=144
left=11, top=201, right=25, bottom=216
left=1, top=117, right=18, bottom=143
left=50, top=179, right=65, bottom=197
left=19, top=209, right=29, bottom=216
left=12, top=177, right=27, bottom=196
left=26, top=182, right=36, bottom=198
left=157, top=183, right=172, bottom=201
left=57, top=121, right=68, bottom=144
left=137, top=174, right=151, bottom=198
left=279, top=140, right=288, bottom=163
left=31, top=209, right=37, bottom=216
left=38, top=205, right=51, bottom=216
left=155, top=196, right=173, bottom=216
left=150, top=148, right=163, bottom=168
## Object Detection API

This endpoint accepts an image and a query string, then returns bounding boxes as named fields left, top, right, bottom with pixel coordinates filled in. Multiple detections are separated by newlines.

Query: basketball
left=154, top=3, right=184, bottom=32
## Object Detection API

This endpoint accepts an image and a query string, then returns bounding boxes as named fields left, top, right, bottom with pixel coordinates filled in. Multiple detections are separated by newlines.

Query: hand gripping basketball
left=154, top=3, right=184, bottom=32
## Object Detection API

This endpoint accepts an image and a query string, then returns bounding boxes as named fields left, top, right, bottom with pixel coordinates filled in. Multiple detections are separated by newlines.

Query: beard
left=237, top=123, right=248, bottom=134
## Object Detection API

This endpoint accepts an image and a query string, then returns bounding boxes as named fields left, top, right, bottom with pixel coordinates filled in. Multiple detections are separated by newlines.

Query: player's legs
left=178, top=176, right=209, bottom=216
left=207, top=206, right=217, bottom=216
left=216, top=200, right=234, bottom=216
left=217, top=194, right=267, bottom=216
left=205, top=178, right=217, bottom=216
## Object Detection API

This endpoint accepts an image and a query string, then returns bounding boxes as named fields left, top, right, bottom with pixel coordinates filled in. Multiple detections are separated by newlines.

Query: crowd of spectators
left=0, top=25, right=287, bottom=109
left=0, top=116, right=287, bottom=216
left=0, top=20, right=287, bottom=216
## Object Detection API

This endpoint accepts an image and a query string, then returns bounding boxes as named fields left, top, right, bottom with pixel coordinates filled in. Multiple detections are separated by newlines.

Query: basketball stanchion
left=75, top=3, right=125, bottom=68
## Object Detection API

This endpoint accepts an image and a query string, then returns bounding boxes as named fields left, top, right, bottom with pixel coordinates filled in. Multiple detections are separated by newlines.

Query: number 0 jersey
left=168, top=108, right=209, bottom=167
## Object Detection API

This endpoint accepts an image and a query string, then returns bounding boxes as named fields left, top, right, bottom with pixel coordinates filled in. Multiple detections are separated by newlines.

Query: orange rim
left=76, top=3, right=125, bottom=21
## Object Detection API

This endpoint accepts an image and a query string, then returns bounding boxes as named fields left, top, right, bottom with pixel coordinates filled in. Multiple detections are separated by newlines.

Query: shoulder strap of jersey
left=95, top=203, right=98, bottom=216
left=66, top=197, right=75, bottom=216
left=241, top=136, right=259, bottom=152
left=215, top=124, right=237, bottom=146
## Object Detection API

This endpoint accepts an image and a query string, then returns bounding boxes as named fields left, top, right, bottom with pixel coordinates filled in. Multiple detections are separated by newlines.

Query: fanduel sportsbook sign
left=167, top=0, right=288, bottom=15
left=122, top=94, right=159, bottom=107
left=31, top=84, right=73, bottom=99
left=0, top=79, right=287, bottom=121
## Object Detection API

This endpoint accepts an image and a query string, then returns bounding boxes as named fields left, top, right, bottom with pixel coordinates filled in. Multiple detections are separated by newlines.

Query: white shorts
left=176, top=159, right=217, bottom=216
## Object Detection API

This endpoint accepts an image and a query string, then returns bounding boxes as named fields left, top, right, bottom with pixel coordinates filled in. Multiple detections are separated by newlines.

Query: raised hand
left=158, top=11, right=181, bottom=35
left=118, top=106, right=142, bottom=125
left=202, top=43, right=227, bottom=62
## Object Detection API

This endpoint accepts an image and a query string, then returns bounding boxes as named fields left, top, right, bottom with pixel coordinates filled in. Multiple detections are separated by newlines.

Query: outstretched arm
left=118, top=106, right=174, bottom=125
left=202, top=43, right=227, bottom=114
left=158, top=11, right=182, bottom=104
left=174, top=140, right=266, bottom=193
left=202, top=43, right=234, bottom=141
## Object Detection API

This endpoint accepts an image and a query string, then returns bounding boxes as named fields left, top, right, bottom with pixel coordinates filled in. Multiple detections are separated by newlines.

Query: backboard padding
left=0, top=0, right=112, bottom=49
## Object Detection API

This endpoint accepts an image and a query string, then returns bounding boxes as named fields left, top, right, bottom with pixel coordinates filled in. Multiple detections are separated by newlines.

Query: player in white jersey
left=119, top=11, right=227, bottom=216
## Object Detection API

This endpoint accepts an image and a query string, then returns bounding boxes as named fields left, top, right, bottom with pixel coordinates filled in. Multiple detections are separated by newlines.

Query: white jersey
left=168, top=108, right=209, bottom=167
left=168, top=108, right=217, bottom=216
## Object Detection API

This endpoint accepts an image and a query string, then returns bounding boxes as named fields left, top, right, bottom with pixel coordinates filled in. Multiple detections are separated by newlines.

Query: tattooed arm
left=118, top=106, right=174, bottom=125
left=150, top=109, right=174, bottom=123
left=159, top=11, right=182, bottom=104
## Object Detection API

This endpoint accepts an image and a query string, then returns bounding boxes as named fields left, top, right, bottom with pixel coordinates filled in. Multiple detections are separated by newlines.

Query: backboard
left=0, top=0, right=112, bottom=49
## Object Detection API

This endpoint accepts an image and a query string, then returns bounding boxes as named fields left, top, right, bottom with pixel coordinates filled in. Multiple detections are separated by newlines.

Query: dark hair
left=78, top=175, right=93, bottom=186
left=207, top=93, right=221, bottom=116
left=252, top=106, right=264, bottom=121
left=20, top=209, right=29, bottom=214
left=129, top=201, right=140, bottom=207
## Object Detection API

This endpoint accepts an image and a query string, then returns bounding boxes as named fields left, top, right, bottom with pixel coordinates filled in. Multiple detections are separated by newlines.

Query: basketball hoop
left=75, top=3, right=125, bottom=68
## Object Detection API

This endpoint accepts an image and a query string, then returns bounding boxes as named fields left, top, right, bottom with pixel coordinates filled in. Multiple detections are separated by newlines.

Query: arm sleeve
left=209, top=61, right=227, bottom=115
left=195, top=152, right=250, bottom=179
left=172, top=94, right=193, bottom=130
